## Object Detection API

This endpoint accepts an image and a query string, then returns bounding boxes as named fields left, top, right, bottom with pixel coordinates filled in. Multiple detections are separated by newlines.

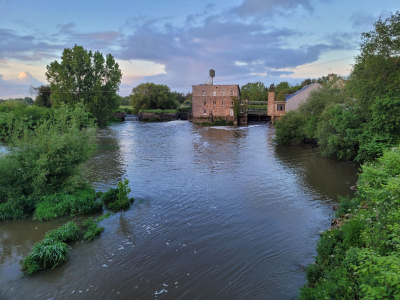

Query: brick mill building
left=192, top=84, right=246, bottom=124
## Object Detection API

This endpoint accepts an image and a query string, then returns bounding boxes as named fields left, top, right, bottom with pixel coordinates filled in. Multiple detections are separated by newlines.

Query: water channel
left=0, top=121, right=359, bottom=299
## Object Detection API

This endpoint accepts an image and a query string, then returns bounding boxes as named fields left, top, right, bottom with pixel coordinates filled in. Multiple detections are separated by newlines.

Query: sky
left=0, top=0, right=398, bottom=98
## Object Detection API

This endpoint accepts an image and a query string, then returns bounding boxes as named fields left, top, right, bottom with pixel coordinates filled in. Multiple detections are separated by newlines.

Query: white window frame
left=222, top=101, right=225, bottom=106
left=222, top=91, right=226, bottom=96
left=230, top=109, right=234, bottom=116
left=203, top=101, right=206, bottom=106
left=203, top=109, right=207, bottom=115
left=240, top=100, right=244, bottom=105
left=230, top=91, right=234, bottom=96
left=202, top=91, right=205, bottom=96
left=213, top=91, right=216, bottom=96
left=230, top=101, right=233, bottom=106
left=213, top=101, right=216, bottom=106
left=240, top=107, right=244, bottom=113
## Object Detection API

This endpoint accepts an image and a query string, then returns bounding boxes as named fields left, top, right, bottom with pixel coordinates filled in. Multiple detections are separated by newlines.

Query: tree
left=347, top=11, right=400, bottom=116
left=45, top=45, right=122, bottom=124
left=31, top=85, right=52, bottom=108
left=269, top=83, right=276, bottom=92
left=240, top=81, right=268, bottom=102
left=275, top=81, right=290, bottom=94
left=130, top=83, right=178, bottom=114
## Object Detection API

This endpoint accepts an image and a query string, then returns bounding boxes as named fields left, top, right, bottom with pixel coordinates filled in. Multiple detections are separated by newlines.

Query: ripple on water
left=0, top=122, right=358, bottom=300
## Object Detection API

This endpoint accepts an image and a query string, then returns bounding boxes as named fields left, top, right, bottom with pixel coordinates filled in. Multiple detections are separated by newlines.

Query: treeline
left=128, top=82, right=191, bottom=114
left=294, top=11, right=400, bottom=299
left=275, top=12, right=400, bottom=164
left=239, top=75, right=337, bottom=102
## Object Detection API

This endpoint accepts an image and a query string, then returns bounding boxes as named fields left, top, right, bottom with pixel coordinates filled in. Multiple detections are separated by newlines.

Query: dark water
left=0, top=122, right=359, bottom=300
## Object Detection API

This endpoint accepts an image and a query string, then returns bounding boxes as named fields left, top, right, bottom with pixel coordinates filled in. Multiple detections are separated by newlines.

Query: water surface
left=0, top=122, right=358, bottom=299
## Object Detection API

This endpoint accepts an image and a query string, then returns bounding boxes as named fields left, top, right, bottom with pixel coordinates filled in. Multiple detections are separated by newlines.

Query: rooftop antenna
left=205, top=69, right=215, bottom=85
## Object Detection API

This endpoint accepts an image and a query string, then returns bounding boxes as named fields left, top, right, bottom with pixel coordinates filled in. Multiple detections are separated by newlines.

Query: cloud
left=115, top=13, right=350, bottom=90
left=349, top=12, right=376, bottom=29
left=0, top=72, right=44, bottom=99
left=230, top=0, right=314, bottom=18
left=0, top=28, right=63, bottom=61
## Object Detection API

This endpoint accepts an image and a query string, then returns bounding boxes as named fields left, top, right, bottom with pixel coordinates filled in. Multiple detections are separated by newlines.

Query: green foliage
left=46, top=45, right=122, bottom=124
left=45, top=221, right=80, bottom=242
left=96, top=212, right=111, bottom=222
left=31, top=85, right=52, bottom=108
left=301, top=146, right=400, bottom=299
left=130, top=83, right=179, bottom=114
left=0, top=103, right=96, bottom=201
left=20, top=238, right=70, bottom=275
left=20, top=222, right=80, bottom=275
left=101, top=180, right=134, bottom=212
left=274, top=110, right=307, bottom=144
left=82, top=217, right=104, bottom=241
left=34, top=188, right=102, bottom=221
left=240, top=82, right=268, bottom=101
left=0, top=196, right=37, bottom=220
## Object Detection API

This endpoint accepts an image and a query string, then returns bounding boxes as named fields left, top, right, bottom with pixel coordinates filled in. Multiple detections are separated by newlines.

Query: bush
left=0, top=196, right=37, bottom=220
left=101, top=180, right=134, bottom=212
left=0, top=102, right=96, bottom=201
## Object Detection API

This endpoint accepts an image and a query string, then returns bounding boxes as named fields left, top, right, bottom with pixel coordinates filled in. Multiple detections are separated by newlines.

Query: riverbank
left=300, top=146, right=400, bottom=299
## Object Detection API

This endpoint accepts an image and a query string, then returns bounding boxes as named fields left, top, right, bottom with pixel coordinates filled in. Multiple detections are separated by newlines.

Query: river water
left=0, top=121, right=358, bottom=300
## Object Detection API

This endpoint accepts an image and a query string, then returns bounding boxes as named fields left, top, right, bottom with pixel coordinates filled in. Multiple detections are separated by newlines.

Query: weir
left=125, top=115, right=139, bottom=121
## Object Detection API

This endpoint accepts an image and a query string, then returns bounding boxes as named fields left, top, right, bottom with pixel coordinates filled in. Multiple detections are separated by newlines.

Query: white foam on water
left=155, top=289, right=168, bottom=295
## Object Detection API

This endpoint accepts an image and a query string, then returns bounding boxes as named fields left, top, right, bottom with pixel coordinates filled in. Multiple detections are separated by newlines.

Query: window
left=277, top=104, right=285, bottom=111
left=203, top=101, right=206, bottom=106
left=203, top=109, right=207, bottom=115
left=240, top=107, right=244, bottom=113
left=230, top=109, right=233, bottom=116
left=213, top=91, right=216, bottom=96
left=240, top=100, right=244, bottom=105
left=230, top=101, right=233, bottom=106
left=222, top=91, right=225, bottom=96
left=213, top=101, right=216, bottom=106
left=222, top=101, right=225, bottom=106
left=230, top=91, right=233, bottom=96
left=202, top=91, right=205, bottom=96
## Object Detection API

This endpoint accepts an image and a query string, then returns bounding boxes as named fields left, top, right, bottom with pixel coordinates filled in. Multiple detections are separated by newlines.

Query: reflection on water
left=0, top=122, right=359, bottom=300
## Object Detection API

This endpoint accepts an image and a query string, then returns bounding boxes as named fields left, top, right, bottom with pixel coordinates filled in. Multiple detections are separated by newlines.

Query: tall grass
left=34, top=188, right=103, bottom=221
left=20, top=222, right=79, bottom=275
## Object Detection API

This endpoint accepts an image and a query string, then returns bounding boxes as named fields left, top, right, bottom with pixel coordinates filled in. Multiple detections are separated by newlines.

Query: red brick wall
left=192, top=85, right=240, bottom=124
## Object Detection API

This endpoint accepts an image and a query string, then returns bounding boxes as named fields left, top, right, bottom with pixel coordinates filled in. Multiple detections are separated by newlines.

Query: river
left=0, top=121, right=358, bottom=299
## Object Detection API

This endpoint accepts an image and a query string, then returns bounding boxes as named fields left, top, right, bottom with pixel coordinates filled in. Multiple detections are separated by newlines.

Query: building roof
left=285, top=83, right=322, bottom=101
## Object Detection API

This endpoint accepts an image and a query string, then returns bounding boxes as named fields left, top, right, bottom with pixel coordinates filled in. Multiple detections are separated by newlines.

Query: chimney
left=329, top=74, right=334, bottom=82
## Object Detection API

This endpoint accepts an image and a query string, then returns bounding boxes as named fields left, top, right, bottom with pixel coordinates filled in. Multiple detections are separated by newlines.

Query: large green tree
left=45, top=45, right=122, bottom=124
left=31, top=85, right=52, bottom=108
left=240, top=81, right=268, bottom=101
left=130, top=83, right=178, bottom=114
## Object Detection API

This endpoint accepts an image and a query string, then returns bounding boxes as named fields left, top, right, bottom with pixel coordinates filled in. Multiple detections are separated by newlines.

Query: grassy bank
left=301, top=147, right=400, bottom=299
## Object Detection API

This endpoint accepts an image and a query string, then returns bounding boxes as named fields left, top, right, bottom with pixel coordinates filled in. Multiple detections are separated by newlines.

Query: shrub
left=0, top=102, right=96, bottom=200
left=101, top=180, right=134, bottom=212
left=0, top=196, right=37, bottom=220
